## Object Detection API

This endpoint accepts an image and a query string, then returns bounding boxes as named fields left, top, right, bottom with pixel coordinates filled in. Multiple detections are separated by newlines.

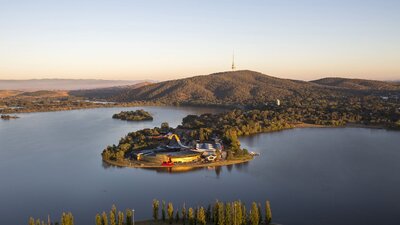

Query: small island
left=112, top=109, right=153, bottom=121
left=1, top=114, right=19, bottom=120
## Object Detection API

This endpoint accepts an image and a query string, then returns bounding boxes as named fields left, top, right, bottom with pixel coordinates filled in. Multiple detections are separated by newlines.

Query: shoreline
left=103, top=156, right=253, bottom=169
left=102, top=122, right=394, bottom=170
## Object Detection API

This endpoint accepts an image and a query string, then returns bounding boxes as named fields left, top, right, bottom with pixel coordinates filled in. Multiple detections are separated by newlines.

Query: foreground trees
left=29, top=199, right=272, bottom=225
left=152, top=199, right=272, bottom=225
left=29, top=212, right=74, bottom=225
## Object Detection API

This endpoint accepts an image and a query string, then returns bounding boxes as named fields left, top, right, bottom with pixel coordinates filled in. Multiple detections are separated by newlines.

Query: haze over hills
left=69, top=82, right=152, bottom=99
left=0, top=79, right=151, bottom=91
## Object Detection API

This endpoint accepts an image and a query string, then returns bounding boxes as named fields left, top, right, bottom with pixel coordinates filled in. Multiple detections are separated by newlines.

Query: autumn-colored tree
left=265, top=201, right=272, bottom=225
left=182, top=203, right=187, bottom=225
left=117, top=211, right=124, bottom=225
left=102, top=212, right=108, bottom=225
left=152, top=199, right=160, bottom=221
left=249, top=202, right=259, bottom=225
left=197, top=207, right=206, bottom=225
left=167, top=202, right=174, bottom=224
left=188, top=208, right=194, bottom=225
left=95, top=214, right=102, bottom=225
left=217, top=202, right=225, bottom=225
left=225, top=203, right=232, bottom=225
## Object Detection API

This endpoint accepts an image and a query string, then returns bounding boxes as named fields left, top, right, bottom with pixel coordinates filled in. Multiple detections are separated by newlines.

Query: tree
left=61, top=212, right=74, bottom=225
left=182, top=203, right=187, bottom=225
left=197, top=207, right=206, bottom=225
left=213, top=201, right=219, bottom=225
left=265, top=201, right=272, bottom=225
left=206, top=204, right=212, bottom=222
left=242, top=205, right=247, bottom=225
left=218, top=202, right=225, bottom=225
left=126, top=209, right=133, bottom=225
left=111, top=205, right=117, bottom=221
left=225, top=203, right=232, bottom=225
left=250, top=202, right=259, bottom=225
left=188, top=208, right=194, bottom=225
left=117, top=211, right=124, bottom=225
left=175, top=209, right=180, bottom=223
left=102, top=212, right=108, bottom=225
left=110, top=210, right=116, bottom=225
left=233, top=201, right=242, bottom=225
left=258, top=203, right=262, bottom=224
left=168, top=202, right=174, bottom=224
left=162, top=201, right=166, bottom=222
left=153, top=199, right=160, bottom=221
left=95, top=214, right=102, bottom=225
left=29, top=217, right=35, bottom=225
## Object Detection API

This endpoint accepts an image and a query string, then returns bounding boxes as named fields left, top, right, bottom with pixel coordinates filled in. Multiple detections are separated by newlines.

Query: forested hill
left=108, top=70, right=399, bottom=106
left=311, top=77, right=400, bottom=91
left=69, top=82, right=152, bottom=99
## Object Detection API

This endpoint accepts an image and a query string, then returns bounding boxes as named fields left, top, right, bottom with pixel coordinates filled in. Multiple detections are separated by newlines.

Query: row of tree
left=152, top=199, right=272, bottom=225
left=29, top=212, right=73, bottom=225
left=95, top=205, right=134, bottom=225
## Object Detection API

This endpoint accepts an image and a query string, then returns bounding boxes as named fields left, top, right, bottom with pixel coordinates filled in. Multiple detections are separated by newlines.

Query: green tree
left=95, top=214, right=102, bottom=225
left=168, top=202, right=174, bottom=224
left=258, top=203, right=262, bottom=224
left=250, top=202, right=259, bottom=225
left=162, top=201, right=166, bottom=222
left=153, top=199, right=160, bottom=221
left=265, top=201, right=272, bottom=225
left=197, top=207, right=206, bottom=225
left=175, top=209, right=180, bottom=223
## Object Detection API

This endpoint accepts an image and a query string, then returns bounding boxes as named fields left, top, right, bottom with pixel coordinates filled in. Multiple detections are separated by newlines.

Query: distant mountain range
left=0, top=79, right=151, bottom=91
left=3, top=71, right=398, bottom=106
left=97, top=70, right=399, bottom=105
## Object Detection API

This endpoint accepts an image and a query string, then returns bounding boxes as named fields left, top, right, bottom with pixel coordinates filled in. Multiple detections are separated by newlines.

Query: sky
left=0, top=0, right=399, bottom=81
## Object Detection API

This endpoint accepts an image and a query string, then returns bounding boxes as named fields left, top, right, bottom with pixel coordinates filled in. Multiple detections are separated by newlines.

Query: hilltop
left=109, top=70, right=323, bottom=105
left=107, top=70, right=393, bottom=106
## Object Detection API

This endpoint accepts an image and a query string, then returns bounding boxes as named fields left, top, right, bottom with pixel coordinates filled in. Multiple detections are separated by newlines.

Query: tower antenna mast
left=231, top=50, right=236, bottom=71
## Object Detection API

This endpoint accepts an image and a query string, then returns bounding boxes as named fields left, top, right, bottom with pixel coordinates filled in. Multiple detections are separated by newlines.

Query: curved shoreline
left=102, top=122, right=396, bottom=169
left=103, top=156, right=253, bottom=169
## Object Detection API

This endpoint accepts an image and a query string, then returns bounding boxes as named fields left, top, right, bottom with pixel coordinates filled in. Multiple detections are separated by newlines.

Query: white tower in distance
left=231, top=50, right=236, bottom=71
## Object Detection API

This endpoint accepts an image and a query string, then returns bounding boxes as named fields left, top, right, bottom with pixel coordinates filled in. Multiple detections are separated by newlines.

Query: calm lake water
left=1, top=106, right=399, bottom=225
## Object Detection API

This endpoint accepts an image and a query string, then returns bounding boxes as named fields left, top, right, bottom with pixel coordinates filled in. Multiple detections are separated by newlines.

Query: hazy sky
left=0, top=0, right=399, bottom=81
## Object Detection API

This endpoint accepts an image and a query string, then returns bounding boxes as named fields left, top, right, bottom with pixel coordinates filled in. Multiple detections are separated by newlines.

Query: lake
left=1, top=106, right=399, bottom=225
